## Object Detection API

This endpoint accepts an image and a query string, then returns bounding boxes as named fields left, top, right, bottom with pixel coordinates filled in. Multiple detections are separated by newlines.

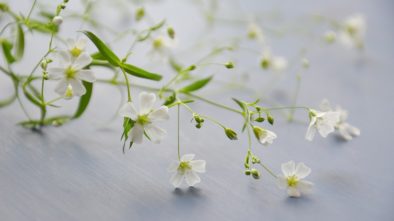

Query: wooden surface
left=1, top=0, right=394, bottom=220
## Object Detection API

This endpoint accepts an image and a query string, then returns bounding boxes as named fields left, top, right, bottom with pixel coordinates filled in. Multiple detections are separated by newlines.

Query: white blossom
left=247, top=22, right=264, bottom=41
left=168, top=154, right=206, bottom=187
left=339, top=14, right=366, bottom=49
left=260, top=49, right=287, bottom=72
left=66, top=38, right=88, bottom=58
left=320, top=99, right=360, bottom=141
left=52, top=16, right=63, bottom=25
left=277, top=161, right=313, bottom=197
left=47, top=51, right=95, bottom=97
left=119, top=92, right=169, bottom=144
left=253, top=126, right=277, bottom=145
left=305, top=106, right=341, bottom=141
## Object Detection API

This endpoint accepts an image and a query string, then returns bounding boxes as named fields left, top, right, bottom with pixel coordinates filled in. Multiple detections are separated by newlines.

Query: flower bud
left=251, top=168, right=260, bottom=179
left=52, top=16, right=63, bottom=25
left=251, top=156, right=260, bottom=164
left=0, top=3, right=9, bottom=12
left=167, top=26, right=175, bottom=39
left=255, top=117, right=265, bottom=122
left=244, top=170, right=251, bottom=176
left=224, top=128, right=238, bottom=140
left=64, top=85, right=73, bottom=99
left=260, top=58, right=270, bottom=69
left=301, top=58, right=310, bottom=69
left=224, top=61, right=234, bottom=69
left=324, top=31, right=336, bottom=44
left=267, top=114, right=274, bottom=125
left=135, top=7, right=145, bottom=21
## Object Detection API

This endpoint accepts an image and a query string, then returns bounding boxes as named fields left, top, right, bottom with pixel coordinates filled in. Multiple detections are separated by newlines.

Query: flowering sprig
left=0, top=0, right=363, bottom=198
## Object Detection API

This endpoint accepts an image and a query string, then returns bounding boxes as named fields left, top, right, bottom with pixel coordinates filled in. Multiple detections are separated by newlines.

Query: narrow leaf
left=82, top=31, right=120, bottom=66
left=1, top=39, right=16, bottom=64
left=121, top=63, right=162, bottom=81
left=15, top=24, right=24, bottom=60
left=179, top=76, right=213, bottom=93
left=73, top=81, right=93, bottom=119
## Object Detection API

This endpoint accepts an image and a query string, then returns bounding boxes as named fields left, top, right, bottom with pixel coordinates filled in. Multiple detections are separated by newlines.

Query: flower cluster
left=0, top=0, right=363, bottom=199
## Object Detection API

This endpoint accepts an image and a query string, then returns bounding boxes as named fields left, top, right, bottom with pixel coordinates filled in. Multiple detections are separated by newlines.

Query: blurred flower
left=324, top=30, right=336, bottom=44
left=260, top=49, right=287, bottom=72
left=339, top=14, right=366, bottom=49
left=119, top=92, right=169, bottom=144
left=320, top=99, right=360, bottom=141
left=247, top=22, right=264, bottom=41
left=66, top=38, right=87, bottom=58
left=253, top=126, right=277, bottom=145
left=168, top=154, right=206, bottom=187
left=277, top=161, right=313, bottom=197
left=305, top=106, right=340, bottom=141
left=47, top=51, right=95, bottom=97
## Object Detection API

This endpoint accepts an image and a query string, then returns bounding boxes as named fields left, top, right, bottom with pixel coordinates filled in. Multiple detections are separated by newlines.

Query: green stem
left=177, top=104, right=181, bottom=160
left=288, top=74, right=302, bottom=122
left=26, top=0, right=38, bottom=21
left=258, top=162, right=277, bottom=178
left=120, top=67, right=132, bottom=102
left=183, top=92, right=242, bottom=114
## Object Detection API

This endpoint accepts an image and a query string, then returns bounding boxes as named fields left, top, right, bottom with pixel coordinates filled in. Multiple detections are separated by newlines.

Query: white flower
left=320, top=99, right=360, bottom=141
left=52, top=16, right=63, bottom=25
left=247, top=22, right=264, bottom=41
left=260, top=49, right=287, bottom=72
left=66, top=38, right=87, bottom=58
left=47, top=51, right=95, bottom=97
left=152, top=35, right=176, bottom=51
left=253, top=126, right=277, bottom=145
left=168, top=154, right=206, bottom=187
left=277, top=161, right=313, bottom=197
left=305, top=107, right=341, bottom=141
left=324, top=30, right=336, bottom=44
left=119, top=92, right=169, bottom=144
left=339, top=14, right=366, bottom=49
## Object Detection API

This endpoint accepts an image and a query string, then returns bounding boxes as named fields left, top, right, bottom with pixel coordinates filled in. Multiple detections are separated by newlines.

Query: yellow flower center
left=136, top=114, right=150, bottom=125
left=178, top=161, right=191, bottom=173
left=65, top=66, right=76, bottom=79
left=287, top=175, right=299, bottom=187
left=153, top=38, right=164, bottom=49
left=261, top=58, right=270, bottom=69
left=70, top=47, right=82, bottom=57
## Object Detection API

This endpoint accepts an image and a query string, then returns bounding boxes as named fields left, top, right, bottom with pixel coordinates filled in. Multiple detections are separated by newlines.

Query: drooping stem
left=258, top=162, right=277, bottom=178
left=120, top=67, right=132, bottom=102
left=177, top=104, right=181, bottom=160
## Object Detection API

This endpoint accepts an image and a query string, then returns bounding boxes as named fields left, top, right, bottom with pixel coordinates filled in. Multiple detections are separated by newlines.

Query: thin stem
left=26, top=0, right=38, bottom=21
left=184, top=92, right=242, bottom=114
left=45, top=96, right=64, bottom=105
left=120, top=67, right=132, bottom=102
left=288, top=74, right=302, bottom=122
left=177, top=104, right=181, bottom=160
left=246, top=125, right=252, bottom=150
left=258, top=162, right=277, bottom=178
left=265, top=106, right=309, bottom=111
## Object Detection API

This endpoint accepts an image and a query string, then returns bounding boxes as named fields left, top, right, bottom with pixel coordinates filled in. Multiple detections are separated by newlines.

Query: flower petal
left=305, top=121, right=317, bottom=141
left=69, top=79, right=86, bottom=96
left=47, top=67, right=65, bottom=80
left=73, top=53, right=92, bottom=70
left=54, top=79, right=69, bottom=96
left=148, top=106, right=169, bottom=122
left=281, top=161, right=295, bottom=177
left=168, top=161, right=179, bottom=172
left=77, top=69, right=96, bottom=82
left=119, top=102, right=138, bottom=120
left=130, top=124, right=144, bottom=144
left=190, top=160, right=206, bottom=173
left=66, top=38, right=76, bottom=49
left=297, top=180, right=314, bottom=194
left=319, top=99, right=332, bottom=111
left=295, top=162, right=311, bottom=179
left=287, top=187, right=301, bottom=197
left=185, top=171, right=201, bottom=186
left=145, top=124, right=167, bottom=143
left=181, top=154, right=195, bottom=161
left=170, top=172, right=184, bottom=188
left=57, top=50, right=72, bottom=67
left=139, top=92, right=156, bottom=114
left=276, top=175, right=288, bottom=189
left=75, top=38, right=87, bottom=50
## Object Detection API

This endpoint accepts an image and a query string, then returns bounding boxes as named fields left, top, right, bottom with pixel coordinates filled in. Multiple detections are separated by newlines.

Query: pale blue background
left=0, top=0, right=393, bottom=220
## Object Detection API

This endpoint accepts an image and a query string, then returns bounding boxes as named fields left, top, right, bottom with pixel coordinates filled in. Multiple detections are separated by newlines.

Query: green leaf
left=169, top=57, right=183, bottom=72
left=27, top=20, right=58, bottom=33
left=15, top=24, right=24, bottom=60
left=1, top=39, right=16, bottom=64
left=73, top=81, right=93, bottom=119
left=149, top=19, right=166, bottom=31
left=82, top=31, right=120, bottom=66
left=121, top=63, right=162, bottom=81
left=179, top=76, right=213, bottom=93
left=232, top=98, right=247, bottom=112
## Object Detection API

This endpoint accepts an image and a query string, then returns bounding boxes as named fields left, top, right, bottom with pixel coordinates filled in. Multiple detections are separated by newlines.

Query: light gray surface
left=1, top=0, right=394, bottom=220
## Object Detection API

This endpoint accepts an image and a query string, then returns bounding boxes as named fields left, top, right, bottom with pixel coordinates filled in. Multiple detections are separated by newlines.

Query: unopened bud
left=267, top=114, right=274, bottom=125
left=224, top=128, right=238, bottom=140
left=64, top=85, right=73, bottom=99
left=244, top=170, right=251, bottom=176
left=135, top=7, right=145, bottom=21
left=260, top=58, right=270, bottom=69
left=251, top=168, right=260, bottom=179
left=224, top=61, right=234, bottom=69
left=52, top=16, right=63, bottom=25
left=255, top=117, right=265, bottom=122
left=167, top=26, right=175, bottom=39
